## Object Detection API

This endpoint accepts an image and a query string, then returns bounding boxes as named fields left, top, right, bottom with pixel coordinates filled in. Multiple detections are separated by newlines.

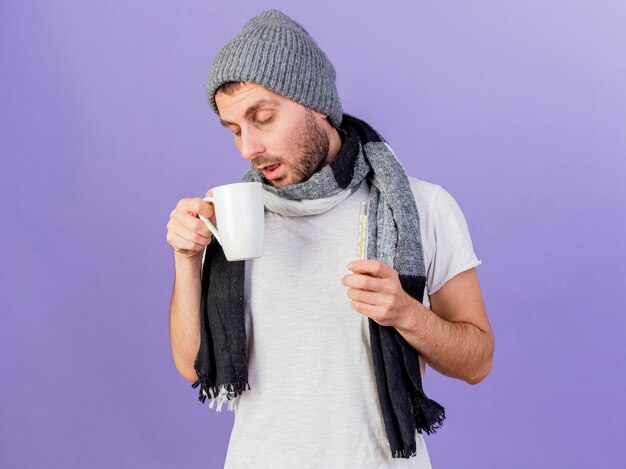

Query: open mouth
left=261, top=164, right=281, bottom=180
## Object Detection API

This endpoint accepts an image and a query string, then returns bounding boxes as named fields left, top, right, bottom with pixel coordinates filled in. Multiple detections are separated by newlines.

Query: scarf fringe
left=391, top=395, right=445, bottom=458
left=191, top=379, right=250, bottom=413
left=412, top=393, right=446, bottom=435
left=392, top=447, right=417, bottom=458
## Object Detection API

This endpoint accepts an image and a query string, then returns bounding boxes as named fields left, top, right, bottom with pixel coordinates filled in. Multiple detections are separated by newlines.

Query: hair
left=215, top=81, right=247, bottom=96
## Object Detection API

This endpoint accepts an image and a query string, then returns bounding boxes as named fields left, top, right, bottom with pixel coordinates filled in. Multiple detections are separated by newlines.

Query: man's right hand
left=166, top=189, right=216, bottom=261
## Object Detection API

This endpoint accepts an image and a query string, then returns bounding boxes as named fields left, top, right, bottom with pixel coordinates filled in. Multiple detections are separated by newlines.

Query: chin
left=261, top=175, right=287, bottom=187
left=268, top=172, right=294, bottom=188
left=271, top=178, right=291, bottom=188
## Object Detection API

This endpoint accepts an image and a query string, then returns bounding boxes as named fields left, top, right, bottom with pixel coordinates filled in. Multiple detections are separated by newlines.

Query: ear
left=310, top=109, right=332, bottom=128
left=309, top=109, right=326, bottom=120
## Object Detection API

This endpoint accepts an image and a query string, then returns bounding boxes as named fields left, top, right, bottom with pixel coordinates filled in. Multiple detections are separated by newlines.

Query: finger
left=167, top=230, right=205, bottom=252
left=350, top=300, right=380, bottom=318
left=347, top=259, right=394, bottom=278
left=169, top=223, right=211, bottom=247
left=177, top=197, right=215, bottom=219
left=347, top=287, right=381, bottom=306
left=341, top=273, right=386, bottom=292
left=171, top=210, right=213, bottom=239
left=204, top=188, right=214, bottom=198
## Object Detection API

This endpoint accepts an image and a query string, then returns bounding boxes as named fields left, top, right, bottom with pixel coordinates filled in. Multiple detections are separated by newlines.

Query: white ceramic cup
left=198, top=182, right=265, bottom=261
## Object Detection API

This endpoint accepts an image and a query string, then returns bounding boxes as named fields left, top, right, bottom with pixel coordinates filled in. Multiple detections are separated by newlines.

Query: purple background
left=2, top=1, right=625, bottom=467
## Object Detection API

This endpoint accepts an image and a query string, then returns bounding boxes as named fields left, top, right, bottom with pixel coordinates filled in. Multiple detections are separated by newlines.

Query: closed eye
left=256, top=117, right=272, bottom=126
left=230, top=116, right=273, bottom=137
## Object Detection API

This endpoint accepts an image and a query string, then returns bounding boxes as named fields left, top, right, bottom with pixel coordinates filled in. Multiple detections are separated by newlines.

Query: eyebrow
left=220, top=99, right=280, bottom=127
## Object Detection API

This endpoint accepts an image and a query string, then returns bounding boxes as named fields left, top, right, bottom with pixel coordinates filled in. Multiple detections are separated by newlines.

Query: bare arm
left=169, top=254, right=203, bottom=383
left=395, top=268, right=494, bottom=385
left=166, top=192, right=216, bottom=383
left=343, top=261, right=494, bottom=385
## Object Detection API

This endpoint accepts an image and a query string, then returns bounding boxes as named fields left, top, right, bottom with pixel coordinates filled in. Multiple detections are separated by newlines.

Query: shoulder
left=406, top=176, right=444, bottom=213
left=406, top=176, right=482, bottom=295
left=406, top=176, right=466, bottom=220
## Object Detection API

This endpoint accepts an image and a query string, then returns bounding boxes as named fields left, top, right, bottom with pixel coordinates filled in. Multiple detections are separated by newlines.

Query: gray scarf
left=192, top=112, right=445, bottom=458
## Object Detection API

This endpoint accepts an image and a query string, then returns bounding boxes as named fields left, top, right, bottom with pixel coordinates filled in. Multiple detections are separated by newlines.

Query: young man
left=167, top=8, right=494, bottom=468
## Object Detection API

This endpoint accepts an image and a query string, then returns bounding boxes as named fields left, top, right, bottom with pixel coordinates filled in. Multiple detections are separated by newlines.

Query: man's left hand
left=341, top=259, right=418, bottom=328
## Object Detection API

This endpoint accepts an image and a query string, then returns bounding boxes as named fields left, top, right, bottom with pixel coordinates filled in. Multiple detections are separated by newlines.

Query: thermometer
left=356, top=200, right=369, bottom=260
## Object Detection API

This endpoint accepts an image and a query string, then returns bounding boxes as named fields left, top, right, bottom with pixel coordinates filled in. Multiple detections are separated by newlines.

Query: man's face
left=215, top=82, right=330, bottom=187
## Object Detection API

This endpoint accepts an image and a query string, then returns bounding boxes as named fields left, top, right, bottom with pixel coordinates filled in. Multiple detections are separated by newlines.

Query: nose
left=239, top=128, right=265, bottom=162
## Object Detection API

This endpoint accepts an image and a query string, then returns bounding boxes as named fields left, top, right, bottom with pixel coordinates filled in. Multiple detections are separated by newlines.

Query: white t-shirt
left=223, top=177, right=482, bottom=469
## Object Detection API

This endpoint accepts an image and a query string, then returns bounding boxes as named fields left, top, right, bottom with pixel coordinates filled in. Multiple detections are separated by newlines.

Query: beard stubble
left=260, top=110, right=330, bottom=187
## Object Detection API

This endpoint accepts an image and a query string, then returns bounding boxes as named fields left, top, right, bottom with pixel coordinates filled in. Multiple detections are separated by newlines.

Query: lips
left=261, top=163, right=281, bottom=180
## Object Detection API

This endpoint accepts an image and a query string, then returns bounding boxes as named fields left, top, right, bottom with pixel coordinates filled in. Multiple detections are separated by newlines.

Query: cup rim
left=212, top=181, right=261, bottom=192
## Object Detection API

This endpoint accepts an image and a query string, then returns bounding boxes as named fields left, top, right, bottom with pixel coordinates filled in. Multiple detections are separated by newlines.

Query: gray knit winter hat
left=206, top=9, right=343, bottom=128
